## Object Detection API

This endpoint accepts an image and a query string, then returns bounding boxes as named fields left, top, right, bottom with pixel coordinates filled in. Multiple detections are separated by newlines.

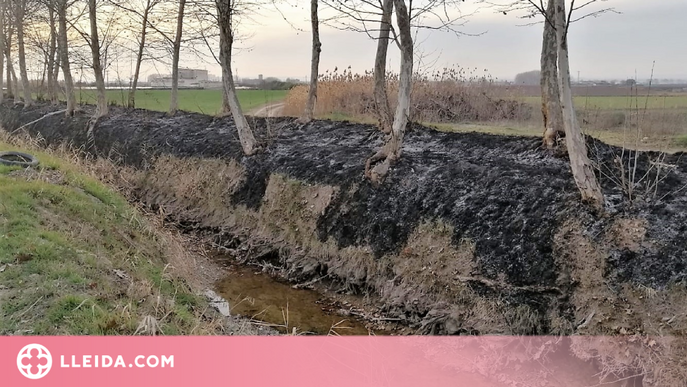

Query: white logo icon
left=17, top=344, right=52, bottom=379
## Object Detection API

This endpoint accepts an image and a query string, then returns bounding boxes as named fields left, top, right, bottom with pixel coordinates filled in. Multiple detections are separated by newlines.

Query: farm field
left=522, top=95, right=687, bottom=110
left=72, top=89, right=289, bottom=115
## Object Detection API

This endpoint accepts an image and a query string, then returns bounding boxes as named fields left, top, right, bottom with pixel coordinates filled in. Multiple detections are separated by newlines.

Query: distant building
left=148, top=68, right=209, bottom=88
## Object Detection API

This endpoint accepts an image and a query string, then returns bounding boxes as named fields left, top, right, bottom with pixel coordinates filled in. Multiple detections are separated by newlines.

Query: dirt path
left=250, top=102, right=285, bottom=117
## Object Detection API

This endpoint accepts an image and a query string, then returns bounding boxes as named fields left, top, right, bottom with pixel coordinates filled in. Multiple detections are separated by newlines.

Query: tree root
left=296, top=116, right=312, bottom=125
left=364, top=147, right=392, bottom=185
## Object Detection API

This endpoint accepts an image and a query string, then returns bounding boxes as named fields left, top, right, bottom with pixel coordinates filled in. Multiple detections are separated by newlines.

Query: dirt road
left=250, top=102, right=285, bottom=117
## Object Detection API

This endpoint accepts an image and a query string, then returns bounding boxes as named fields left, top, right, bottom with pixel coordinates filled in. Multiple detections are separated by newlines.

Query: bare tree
left=169, top=0, right=186, bottom=115
left=328, top=0, right=470, bottom=143
left=25, top=0, right=60, bottom=103
left=553, top=0, right=603, bottom=207
left=491, top=0, right=613, bottom=207
left=540, top=0, right=564, bottom=148
left=300, top=0, right=321, bottom=122
left=216, top=0, right=257, bottom=155
left=50, top=4, right=60, bottom=103
left=86, top=0, right=108, bottom=117
left=373, top=0, right=393, bottom=134
left=46, top=2, right=59, bottom=103
left=365, top=0, right=413, bottom=183
left=0, top=0, right=5, bottom=103
left=130, top=0, right=158, bottom=108
left=56, top=0, right=76, bottom=115
left=107, top=0, right=160, bottom=108
left=331, top=0, right=469, bottom=182
left=324, top=0, right=393, bottom=133
left=486, top=0, right=614, bottom=152
left=14, top=0, right=33, bottom=106
left=2, top=3, right=18, bottom=99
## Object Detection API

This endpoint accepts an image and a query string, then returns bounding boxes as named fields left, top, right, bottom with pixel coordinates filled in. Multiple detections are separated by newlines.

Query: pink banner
left=0, top=336, right=661, bottom=386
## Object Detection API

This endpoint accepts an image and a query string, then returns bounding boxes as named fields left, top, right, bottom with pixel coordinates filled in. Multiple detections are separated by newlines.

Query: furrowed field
left=73, top=89, right=289, bottom=115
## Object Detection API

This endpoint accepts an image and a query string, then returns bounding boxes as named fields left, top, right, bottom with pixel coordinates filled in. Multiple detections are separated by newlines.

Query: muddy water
left=215, top=264, right=374, bottom=335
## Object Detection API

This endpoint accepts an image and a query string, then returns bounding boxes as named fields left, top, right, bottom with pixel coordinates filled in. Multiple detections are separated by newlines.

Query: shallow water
left=215, top=264, right=374, bottom=335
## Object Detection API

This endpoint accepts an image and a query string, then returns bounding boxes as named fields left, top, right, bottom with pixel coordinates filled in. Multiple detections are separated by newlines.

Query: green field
left=523, top=95, right=687, bottom=110
left=74, top=89, right=288, bottom=115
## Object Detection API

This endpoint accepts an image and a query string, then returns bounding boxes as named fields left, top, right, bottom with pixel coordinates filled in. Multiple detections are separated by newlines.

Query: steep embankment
left=1, top=102, right=686, bottom=341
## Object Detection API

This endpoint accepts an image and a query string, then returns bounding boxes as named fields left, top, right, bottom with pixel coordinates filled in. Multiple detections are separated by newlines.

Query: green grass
left=523, top=95, right=687, bottom=110
left=0, top=143, right=212, bottom=335
left=72, top=89, right=288, bottom=115
left=678, top=135, right=687, bottom=147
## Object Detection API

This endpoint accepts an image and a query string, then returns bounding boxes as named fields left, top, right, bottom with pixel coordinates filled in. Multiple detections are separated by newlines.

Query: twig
left=291, top=275, right=328, bottom=289
left=13, top=296, right=44, bottom=319
left=11, top=109, right=68, bottom=134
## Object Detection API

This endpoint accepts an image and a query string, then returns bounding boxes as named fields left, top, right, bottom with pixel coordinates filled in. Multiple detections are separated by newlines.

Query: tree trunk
left=541, top=0, right=564, bottom=148
left=0, top=0, right=5, bottom=104
left=47, top=5, right=58, bottom=104
left=373, top=0, right=393, bottom=134
left=128, top=0, right=151, bottom=108
left=88, top=0, right=108, bottom=117
left=15, top=0, right=32, bottom=107
left=57, top=0, right=76, bottom=115
left=300, top=0, right=320, bottom=122
left=169, top=0, right=185, bottom=115
left=4, top=51, right=10, bottom=99
left=221, top=82, right=231, bottom=115
left=554, top=0, right=604, bottom=208
left=365, top=0, right=412, bottom=184
left=52, top=37, right=60, bottom=90
left=5, top=45, right=13, bottom=99
left=217, top=0, right=257, bottom=155
left=10, top=62, right=17, bottom=98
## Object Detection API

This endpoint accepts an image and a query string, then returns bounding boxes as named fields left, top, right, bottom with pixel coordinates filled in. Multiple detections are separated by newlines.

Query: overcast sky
left=140, top=0, right=687, bottom=82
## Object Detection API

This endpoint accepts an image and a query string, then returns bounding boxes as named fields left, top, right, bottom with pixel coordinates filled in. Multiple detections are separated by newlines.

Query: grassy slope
left=0, top=143, right=214, bottom=335
left=74, top=89, right=289, bottom=115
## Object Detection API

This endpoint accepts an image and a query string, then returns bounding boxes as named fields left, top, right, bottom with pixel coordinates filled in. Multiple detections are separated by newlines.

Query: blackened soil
left=2, top=102, right=686, bottom=292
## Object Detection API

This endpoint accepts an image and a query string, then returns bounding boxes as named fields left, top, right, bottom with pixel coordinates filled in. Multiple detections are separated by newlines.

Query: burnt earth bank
left=2, top=102, right=687, bottom=339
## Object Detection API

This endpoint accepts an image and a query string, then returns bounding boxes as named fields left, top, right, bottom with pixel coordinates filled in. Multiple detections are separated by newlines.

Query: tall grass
left=283, top=66, right=531, bottom=124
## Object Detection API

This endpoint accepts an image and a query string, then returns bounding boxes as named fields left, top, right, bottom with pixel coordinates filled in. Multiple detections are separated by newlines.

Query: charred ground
left=2, top=102, right=687, bottom=338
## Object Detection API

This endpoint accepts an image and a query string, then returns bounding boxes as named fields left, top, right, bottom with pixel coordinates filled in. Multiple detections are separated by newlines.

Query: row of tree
left=0, top=0, right=614, bottom=209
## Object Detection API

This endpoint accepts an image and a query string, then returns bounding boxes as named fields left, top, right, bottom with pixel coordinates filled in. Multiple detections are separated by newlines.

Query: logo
left=17, top=344, right=53, bottom=380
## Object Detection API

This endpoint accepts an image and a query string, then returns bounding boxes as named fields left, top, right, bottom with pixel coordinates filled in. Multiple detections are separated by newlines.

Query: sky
left=138, top=0, right=687, bottom=83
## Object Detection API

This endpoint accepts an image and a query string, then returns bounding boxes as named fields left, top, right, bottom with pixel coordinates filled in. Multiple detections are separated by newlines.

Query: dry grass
left=283, top=66, right=529, bottom=124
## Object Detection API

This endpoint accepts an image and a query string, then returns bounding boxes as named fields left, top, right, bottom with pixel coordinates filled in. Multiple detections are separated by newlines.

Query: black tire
left=0, top=151, right=39, bottom=168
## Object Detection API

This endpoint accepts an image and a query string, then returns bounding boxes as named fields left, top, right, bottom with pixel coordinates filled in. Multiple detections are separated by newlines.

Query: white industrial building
left=148, top=68, right=209, bottom=88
